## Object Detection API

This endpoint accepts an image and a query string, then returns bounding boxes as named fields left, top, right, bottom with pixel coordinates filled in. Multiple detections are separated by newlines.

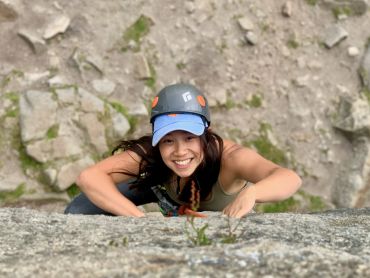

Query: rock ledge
left=1, top=208, right=369, bottom=277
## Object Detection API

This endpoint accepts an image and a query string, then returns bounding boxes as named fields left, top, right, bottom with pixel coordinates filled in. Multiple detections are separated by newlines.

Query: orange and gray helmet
left=150, top=84, right=211, bottom=146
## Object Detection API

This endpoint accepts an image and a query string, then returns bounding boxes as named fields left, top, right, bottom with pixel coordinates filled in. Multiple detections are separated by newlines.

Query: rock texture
left=1, top=0, right=370, bottom=208
left=1, top=208, right=369, bottom=277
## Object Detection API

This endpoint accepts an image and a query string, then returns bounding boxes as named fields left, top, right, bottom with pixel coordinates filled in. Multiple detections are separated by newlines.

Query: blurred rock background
left=1, top=0, right=370, bottom=213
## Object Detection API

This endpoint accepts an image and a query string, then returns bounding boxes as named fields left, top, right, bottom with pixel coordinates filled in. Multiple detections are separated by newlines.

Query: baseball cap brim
left=152, top=114, right=206, bottom=146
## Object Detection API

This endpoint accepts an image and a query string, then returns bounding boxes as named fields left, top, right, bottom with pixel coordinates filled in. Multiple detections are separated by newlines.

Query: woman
left=65, top=83, right=302, bottom=218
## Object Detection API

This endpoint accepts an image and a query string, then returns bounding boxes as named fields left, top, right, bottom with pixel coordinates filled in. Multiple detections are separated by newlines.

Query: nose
left=174, top=141, right=187, bottom=156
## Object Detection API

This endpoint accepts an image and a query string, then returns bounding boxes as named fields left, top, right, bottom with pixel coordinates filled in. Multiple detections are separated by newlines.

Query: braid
left=190, top=180, right=200, bottom=211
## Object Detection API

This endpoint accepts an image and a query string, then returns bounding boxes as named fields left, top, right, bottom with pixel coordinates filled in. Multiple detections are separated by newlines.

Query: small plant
left=18, top=143, right=43, bottom=172
left=245, top=94, right=263, bottom=108
left=184, top=216, right=212, bottom=246
left=46, top=124, right=59, bottom=140
left=287, top=38, right=299, bottom=49
left=0, top=183, right=26, bottom=203
left=176, top=62, right=186, bottom=70
left=244, top=123, right=289, bottom=166
left=0, top=70, right=24, bottom=89
left=144, top=62, right=156, bottom=91
left=220, top=217, right=243, bottom=244
left=361, top=88, right=370, bottom=104
left=108, top=236, right=129, bottom=247
left=66, top=183, right=80, bottom=198
left=332, top=6, right=353, bottom=18
left=255, top=190, right=328, bottom=213
left=305, top=0, right=318, bottom=6
left=121, top=15, right=153, bottom=52
left=225, top=98, right=236, bottom=110
left=256, top=197, right=299, bottom=213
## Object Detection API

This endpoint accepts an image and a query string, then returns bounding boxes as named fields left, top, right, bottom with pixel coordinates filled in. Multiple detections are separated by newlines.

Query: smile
left=174, top=159, right=192, bottom=166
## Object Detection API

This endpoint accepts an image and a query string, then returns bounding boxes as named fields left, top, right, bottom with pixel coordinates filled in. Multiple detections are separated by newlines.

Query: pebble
left=348, top=46, right=360, bottom=57
left=43, top=15, right=71, bottom=39
left=324, top=25, right=348, bottom=49
left=281, top=1, right=293, bottom=17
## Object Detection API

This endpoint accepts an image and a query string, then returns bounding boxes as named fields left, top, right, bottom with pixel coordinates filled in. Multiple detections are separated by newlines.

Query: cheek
left=159, top=145, right=171, bottom=161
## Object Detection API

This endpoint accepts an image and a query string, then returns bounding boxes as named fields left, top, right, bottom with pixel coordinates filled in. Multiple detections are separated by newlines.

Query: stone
left=78, top=88, right=105, bottom=113
left=348, top=46, right=360, bottom=57
left=205, top=86, right=227, bottom=107
left=43, top=15, right=71, bottom=39
left=323, top=25, right=348, bottom=48
left=185, top=1, right=195, bottom=13
left=92, top=79, right=116, bottom=97
left=237, top=16, right=254, bottom=31
left=360, top=43, right=370, bottom=91
left=322, top=0, right=369, bottom=16
left=26, top=136, right=83, bottom=163
left=78, top=113, right=108, bottom=154
left=19, top=91, right=58, bottom=142
left=55, top=87, right=76, bottom=104
left=332, top=96, right=370, bottom=136
left=42, top=168, right=57, bottom=185
left=108, top=106, right=131, bottom=139
left=332, top=137, right=370, bottom=207
left=134, top=53, right=151, bottom=79
left=245, top=31, right=258, bottom=45
left=127, top=102, right=148, bottom=116
left=281, top=1, right=293, bottom=17
left=17, top=30, right=46, bottom=54
left=55, top=157, right=94, bottom=190
left=47, top=75, right=69, bottom=87
left=0, top=208, right=369, bottom=277
left=0, top=1, right=17, bottom=22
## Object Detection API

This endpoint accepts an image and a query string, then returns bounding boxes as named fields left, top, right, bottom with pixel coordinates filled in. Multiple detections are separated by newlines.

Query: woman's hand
left=223, top=186, right=256, bottom=218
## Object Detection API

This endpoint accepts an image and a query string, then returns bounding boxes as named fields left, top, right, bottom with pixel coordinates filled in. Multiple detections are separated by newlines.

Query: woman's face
left=158, top=130, right=204, bottom=178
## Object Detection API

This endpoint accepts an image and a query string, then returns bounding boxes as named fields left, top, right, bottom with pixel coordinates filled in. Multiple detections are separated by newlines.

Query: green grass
left=255, top=190, right=328, bottom=213
left=362, top=88, right=370, bottom=104
left=305, top=0, right=318, bottom=6
left=256, top=197, right=299, bottom=213
left=176, top=62, right=186, bottom=70
left=0, top=70, right=24, bottom=89
left=184, top=216, right=212, bottom=246
left=287, top=38, right=299, bottom=49
left=46, top=124, right=59, bottom=140
left=144, top=62, right=156, bottom=91
left=66, top=183, right=81, bottom=198
left=332, top=6, right=353, bottom=18
left=0, top=183, right=26, bottom=203
left=245, top=123, right=289, bottom=165
left=121, top=15, right=152, bottom=52
left=245, top=94, right=263, bottom=108
left=18, top=143, right=43, bottom=171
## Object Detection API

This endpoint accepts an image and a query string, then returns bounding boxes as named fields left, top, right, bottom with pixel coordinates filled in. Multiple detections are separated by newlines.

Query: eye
left=186, top=135, right=196, bottom=141
left=161, top=138, right=173, bottom=144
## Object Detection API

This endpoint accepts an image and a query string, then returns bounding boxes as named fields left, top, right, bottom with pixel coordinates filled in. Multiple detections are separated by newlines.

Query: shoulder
left=219, top=139, right=280, bottom=182
left=221, top=139, right=256, bottom=162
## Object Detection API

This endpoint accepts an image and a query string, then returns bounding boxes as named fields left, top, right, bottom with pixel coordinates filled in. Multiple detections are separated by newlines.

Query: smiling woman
left=64, top=83, right=302, bottom=218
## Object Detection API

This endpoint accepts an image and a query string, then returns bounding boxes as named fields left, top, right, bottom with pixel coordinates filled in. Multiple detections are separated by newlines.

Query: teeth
left=174, top=159, right=191, bottom=165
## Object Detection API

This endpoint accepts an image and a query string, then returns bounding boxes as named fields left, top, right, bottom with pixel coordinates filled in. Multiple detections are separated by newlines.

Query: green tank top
left=164, top=180, right=247, bottom=211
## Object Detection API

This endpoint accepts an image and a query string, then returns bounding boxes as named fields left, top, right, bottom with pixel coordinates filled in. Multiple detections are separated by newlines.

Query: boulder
left=0, top=208, right=369, bottom=277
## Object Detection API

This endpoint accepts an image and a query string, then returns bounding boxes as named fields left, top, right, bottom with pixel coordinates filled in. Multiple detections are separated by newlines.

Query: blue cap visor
left=152, top=114, right=206, bottom=146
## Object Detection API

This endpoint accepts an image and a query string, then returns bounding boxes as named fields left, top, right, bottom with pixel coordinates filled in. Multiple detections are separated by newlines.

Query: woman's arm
left=76, top=150, right=145, bottom=217
left=222, top=142, right=302, bottom=217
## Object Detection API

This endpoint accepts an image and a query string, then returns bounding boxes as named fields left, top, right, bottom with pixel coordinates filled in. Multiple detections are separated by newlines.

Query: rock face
left=1, top=0, right=370, bottom=209
left=1, top=208, right=369, bottom=277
